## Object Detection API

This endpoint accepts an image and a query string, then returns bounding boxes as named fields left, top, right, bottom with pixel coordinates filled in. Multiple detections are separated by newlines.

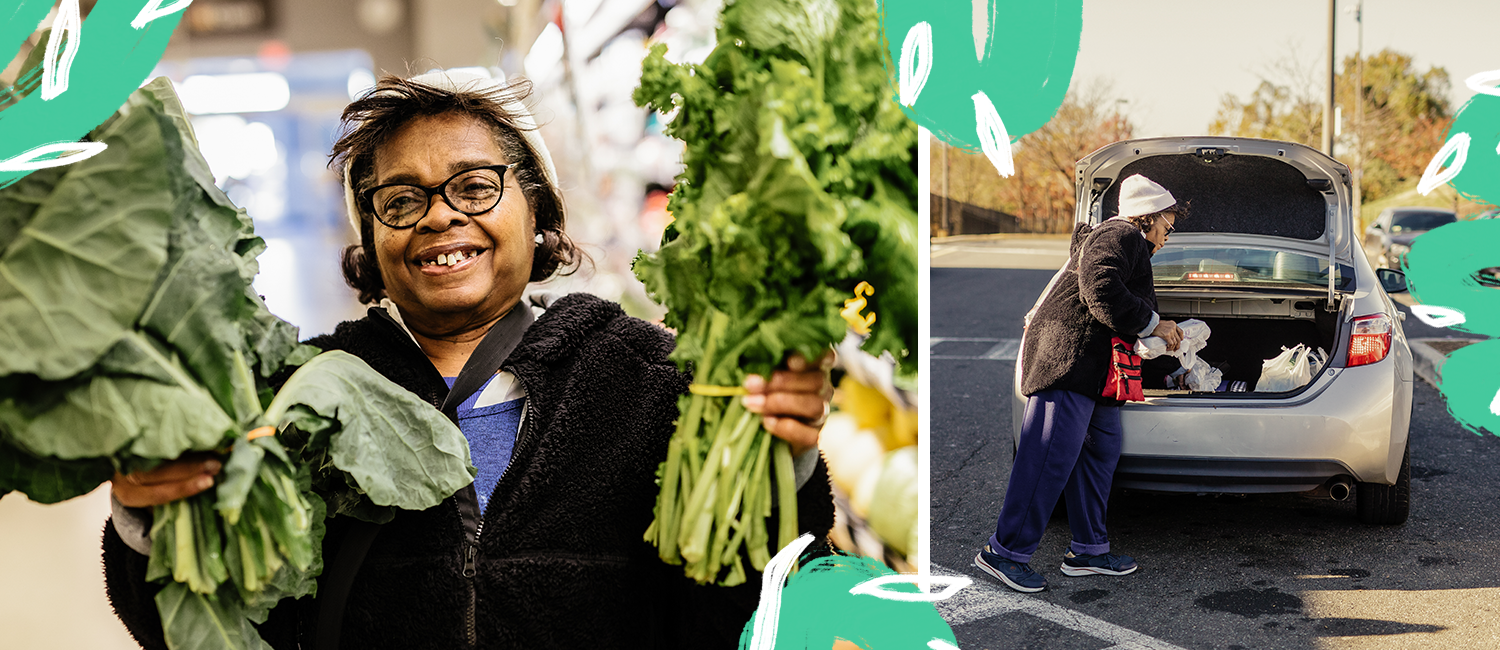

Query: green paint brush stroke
left=1404, top=219, right=1500, bottom=338
left=1435, top=340, right=1500, bottom=438
left=1404, top=218, right=1500, bottom=437
left=0, top=1, right=55, bottom=72
left=740, top=552, right=955, bottom=649
left=0, top=0, right=185, bottom=187
left=1444, top=93, right=1500, bottom=206
left=880, top=0, right=1082, bottom=149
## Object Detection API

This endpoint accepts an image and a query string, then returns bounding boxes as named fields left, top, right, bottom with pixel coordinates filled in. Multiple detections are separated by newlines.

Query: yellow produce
left=838, top=377, right=893, bottom=431
left=887, top=404, right=918, bottom=450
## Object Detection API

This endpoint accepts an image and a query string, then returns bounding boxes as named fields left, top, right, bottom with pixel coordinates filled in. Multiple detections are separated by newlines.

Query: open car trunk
left=1142, top=294, right=1341, bottom=395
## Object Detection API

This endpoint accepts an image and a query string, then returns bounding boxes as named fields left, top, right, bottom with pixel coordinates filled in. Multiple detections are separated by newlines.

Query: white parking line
left=933, top=564, right=1188, bottom=650
left=980, top=339, right=1019, bottom=360
left=930, top=338, right=1020, bottom=361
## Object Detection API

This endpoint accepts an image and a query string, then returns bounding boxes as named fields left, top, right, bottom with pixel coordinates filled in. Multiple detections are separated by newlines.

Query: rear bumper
left=1119, top=358, right=1405, bottom=487
left=1012, top=352, right=1411, bottom=488
left=1114, top=456, right=1353, bottom=493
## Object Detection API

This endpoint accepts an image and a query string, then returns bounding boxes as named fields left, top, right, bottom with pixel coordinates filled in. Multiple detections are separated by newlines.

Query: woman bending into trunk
left=975, top=173, right=1185, bottom=593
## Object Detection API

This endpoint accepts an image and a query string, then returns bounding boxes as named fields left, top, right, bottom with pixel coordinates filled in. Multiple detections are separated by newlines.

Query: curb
left=932, top=233, right=1071, bottom=243
left=1408, top=338, right=1482, bottom=389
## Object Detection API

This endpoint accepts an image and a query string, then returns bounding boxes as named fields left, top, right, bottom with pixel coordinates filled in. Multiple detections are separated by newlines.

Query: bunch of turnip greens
left=0, top=79, right=474, bottom=650
left=632, top=0, right=917, bottom=585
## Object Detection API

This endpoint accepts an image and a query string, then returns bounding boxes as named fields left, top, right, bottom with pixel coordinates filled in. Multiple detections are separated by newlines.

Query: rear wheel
left=1356, top=442, right=1410, bottom=525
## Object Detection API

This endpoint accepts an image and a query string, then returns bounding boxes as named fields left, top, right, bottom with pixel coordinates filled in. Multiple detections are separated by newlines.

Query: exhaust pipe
left=1329, top=478, right=1353, bottom=501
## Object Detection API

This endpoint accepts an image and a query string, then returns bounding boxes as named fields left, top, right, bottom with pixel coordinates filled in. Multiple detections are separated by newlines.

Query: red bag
left=1102, top=337, right=1145, bottom=402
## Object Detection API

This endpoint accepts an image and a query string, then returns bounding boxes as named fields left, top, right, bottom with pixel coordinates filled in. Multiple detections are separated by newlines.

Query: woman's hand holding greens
left=740, top=352, right=835, bottom=457
left=110, top=456, right=221, bottom=508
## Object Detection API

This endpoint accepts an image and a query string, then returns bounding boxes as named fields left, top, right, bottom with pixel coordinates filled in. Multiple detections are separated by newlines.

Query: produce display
left=632, top=0, right=917, bottom=585
left=0, top=79, right=474, bottom=650
left=821, top=334, right=918, bottom=566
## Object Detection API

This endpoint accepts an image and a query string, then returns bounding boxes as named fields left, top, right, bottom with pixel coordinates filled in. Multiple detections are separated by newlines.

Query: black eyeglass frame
left=359, top=164, right=513, bottom=229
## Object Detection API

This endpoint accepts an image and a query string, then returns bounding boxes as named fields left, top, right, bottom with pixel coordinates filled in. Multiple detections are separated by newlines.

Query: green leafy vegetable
left=267, top=351, right=477, bottom=520
left=0, top=77, right=175, bottom=380
left=0, top=436, right=113, bottom=504
left=0, top=79, right=473, bottom=649
left=633, top=0, right=917, bottom=584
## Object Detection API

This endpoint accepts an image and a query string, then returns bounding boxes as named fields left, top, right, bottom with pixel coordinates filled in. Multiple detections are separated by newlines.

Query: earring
left=534, top=232, right=545, bottom=245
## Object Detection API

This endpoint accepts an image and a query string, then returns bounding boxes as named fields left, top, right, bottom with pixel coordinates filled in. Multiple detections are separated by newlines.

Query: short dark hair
left=1125, top=202, right=1190, bottom=232
left=330, top=74, right=583, bottom=304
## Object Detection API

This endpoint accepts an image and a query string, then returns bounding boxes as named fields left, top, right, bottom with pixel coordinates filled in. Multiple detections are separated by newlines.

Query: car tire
left=1356, top=442, right=1410, bottom=525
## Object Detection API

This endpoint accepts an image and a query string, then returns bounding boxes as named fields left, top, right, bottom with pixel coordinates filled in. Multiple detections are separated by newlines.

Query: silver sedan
left=1012, top=136, right=1414, bottom=525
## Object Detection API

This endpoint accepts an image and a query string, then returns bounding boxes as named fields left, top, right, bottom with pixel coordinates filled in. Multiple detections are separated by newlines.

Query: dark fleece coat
left=101, top=293, right=836, bottom=649
left=1019, top=219, right=1158, bottom=403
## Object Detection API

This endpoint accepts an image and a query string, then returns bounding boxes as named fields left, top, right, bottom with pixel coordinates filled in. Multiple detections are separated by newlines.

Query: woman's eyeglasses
left=360, top=164, right=512, bottom=229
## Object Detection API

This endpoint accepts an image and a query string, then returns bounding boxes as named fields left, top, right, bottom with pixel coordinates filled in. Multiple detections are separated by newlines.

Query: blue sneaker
left=974, top=545, right=1046, bottom=592
left=1060, top=549, right=1138, bottom=576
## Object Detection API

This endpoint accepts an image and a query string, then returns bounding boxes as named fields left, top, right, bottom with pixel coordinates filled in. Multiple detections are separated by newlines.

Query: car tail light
left=1347, top=314, right=1393, bottom=367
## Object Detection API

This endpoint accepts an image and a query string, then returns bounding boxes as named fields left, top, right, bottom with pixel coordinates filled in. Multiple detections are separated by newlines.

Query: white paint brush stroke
left=971, top=0, right=989, bottom=61
left=41, top=0, right=82, bottom=101
left=850, top=574, right=972, bottom=602
left=0, top=141, right=108, bottom=172
left=746, top=533, right=816, bottom=650
left=1409, top=305, right=1466, bottom=329
left=1464, top=69, right=1500, bottom=97
left=1418, top=132, right=1469, bottom=195
left=972, top=91, right=1015, bottom=177
left=900, top=22, right=933, bottom=107
left=132, top=0, right=195, bottom=30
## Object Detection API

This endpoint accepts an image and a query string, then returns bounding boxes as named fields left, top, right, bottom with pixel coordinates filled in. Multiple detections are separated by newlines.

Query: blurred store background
left=133, top=0, right=722, bottom=336
left=1, top=1, right=917, bottom=647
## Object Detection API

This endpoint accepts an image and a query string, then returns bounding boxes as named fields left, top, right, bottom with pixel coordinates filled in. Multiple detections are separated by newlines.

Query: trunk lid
left=1075, top=137, right=1356, bottom=304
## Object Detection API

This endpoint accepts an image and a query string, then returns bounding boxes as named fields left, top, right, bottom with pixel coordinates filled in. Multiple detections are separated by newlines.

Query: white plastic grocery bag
left=1136, top=319, right=1210, bottom=365
left=1255, top=344, right=1314, bottom=392
left=1136, top=318, right=1218, bottom=390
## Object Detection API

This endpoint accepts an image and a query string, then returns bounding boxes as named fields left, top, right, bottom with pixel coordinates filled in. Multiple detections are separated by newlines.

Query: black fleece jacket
left=1019, top=219, right=1158, bottom=402
left=101, top=292, right=836, bottom=649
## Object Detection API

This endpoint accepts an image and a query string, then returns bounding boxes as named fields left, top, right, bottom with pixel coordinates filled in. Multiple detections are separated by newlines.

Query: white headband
left=342, top=68, right=559, bottom=233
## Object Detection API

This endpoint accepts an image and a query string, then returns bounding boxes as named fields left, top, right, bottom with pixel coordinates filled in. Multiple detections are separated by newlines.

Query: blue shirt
left=443, top=373, right=525, bottom=513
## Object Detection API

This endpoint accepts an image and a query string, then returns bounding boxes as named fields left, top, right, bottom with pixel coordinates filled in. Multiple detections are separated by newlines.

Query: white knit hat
left=1115, top=174, right=1177, bottom=219
left=342, top=68, right=559, bottom=233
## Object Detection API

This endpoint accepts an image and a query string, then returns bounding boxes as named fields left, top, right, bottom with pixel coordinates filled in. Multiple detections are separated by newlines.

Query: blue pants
left=989, top=389, right=1123, bottom=563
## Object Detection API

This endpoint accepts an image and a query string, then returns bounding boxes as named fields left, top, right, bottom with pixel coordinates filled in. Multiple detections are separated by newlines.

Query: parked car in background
left=1363, top=207, right=1456, bottom=269
left=1014, top=136, right=1414, bottom=525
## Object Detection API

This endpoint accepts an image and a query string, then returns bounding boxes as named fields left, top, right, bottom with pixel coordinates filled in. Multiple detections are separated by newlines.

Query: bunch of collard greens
left=632, top=0, right=917, bottom=584
left=0, top=79, right=474, bottom=650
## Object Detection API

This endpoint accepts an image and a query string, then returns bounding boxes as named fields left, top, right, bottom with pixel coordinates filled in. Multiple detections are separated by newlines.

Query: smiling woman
left=99, top=70, right=840, bottom=650
left=369, top=118, right=536, bottom=339
left=334, top=76, right=576, bottom=319
left=336, top=90, right=571, bottom=374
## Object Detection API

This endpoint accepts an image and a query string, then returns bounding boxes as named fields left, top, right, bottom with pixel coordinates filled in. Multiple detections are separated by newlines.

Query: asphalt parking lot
left=929, top=239, right=1500, bottom=650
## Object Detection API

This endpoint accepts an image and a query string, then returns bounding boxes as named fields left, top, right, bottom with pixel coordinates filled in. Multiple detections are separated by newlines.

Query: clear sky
left=1072, top=0, right=1500, bottom=138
